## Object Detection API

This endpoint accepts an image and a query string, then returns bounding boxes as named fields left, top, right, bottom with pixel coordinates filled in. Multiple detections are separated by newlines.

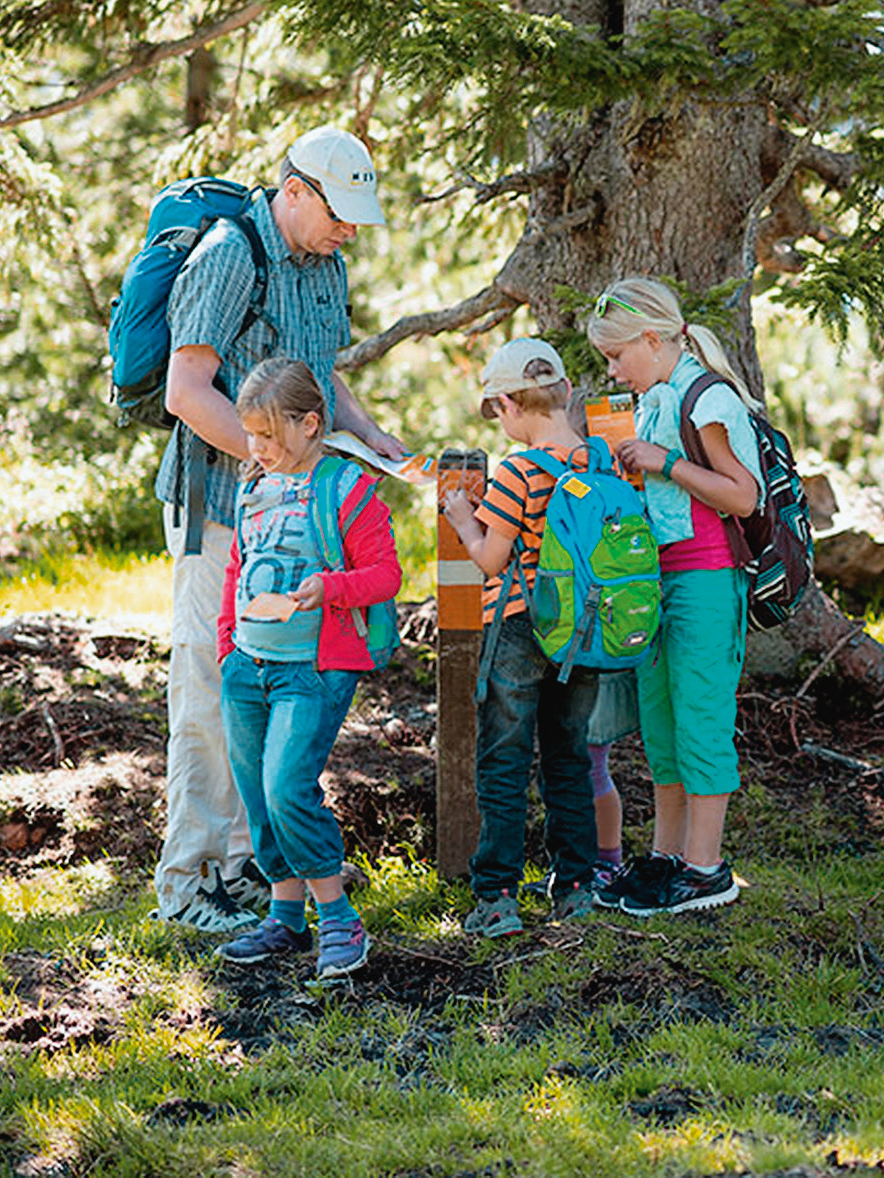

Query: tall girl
left=215, top=357, right=401, bottom=976
left=587, top=278, right=763, bottom=916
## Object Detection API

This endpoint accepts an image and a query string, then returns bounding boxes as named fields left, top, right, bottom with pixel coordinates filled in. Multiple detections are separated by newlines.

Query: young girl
left=214, top=357, right=401, bottom=976
left=587, top=278, right=763, bottom=916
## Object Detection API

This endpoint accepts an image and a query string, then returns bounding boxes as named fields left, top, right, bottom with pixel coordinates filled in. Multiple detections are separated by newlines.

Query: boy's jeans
left=220, top=648, right=359, bottom=882
left=471, top=613, right=600, bottom=900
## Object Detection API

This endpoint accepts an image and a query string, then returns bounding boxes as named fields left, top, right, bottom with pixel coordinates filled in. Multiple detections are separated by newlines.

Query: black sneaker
left=224, top=858, right=271, bottom=910
left=620, top=860, right=740, bottom=917
left=593, top=855, right=676, bottom=910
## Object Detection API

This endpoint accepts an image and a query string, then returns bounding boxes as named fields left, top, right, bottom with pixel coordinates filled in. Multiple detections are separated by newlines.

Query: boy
left=443, top=337, right=600, bottom=937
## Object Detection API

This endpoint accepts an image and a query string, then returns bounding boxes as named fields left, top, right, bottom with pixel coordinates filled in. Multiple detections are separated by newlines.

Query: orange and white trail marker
left=436, top=448, right=487, bottom=878
left=437, top=448, right=487, bottom=632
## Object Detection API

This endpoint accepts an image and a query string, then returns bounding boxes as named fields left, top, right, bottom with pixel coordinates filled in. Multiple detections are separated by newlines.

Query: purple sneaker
left=317, top=917, right=371, bottom=979
left=214, top=916, right=312, bottom=964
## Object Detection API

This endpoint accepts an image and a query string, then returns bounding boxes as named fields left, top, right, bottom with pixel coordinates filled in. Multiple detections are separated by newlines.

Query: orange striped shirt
left=475, top=444, right=588, bottom=624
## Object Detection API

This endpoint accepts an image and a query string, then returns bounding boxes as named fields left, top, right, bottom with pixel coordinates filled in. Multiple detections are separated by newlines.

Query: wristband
left=661, top=449, right=681, bottom=480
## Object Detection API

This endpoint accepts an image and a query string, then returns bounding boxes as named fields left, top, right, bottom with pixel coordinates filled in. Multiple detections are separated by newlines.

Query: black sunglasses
left=292, top=170, right=343, bottom=224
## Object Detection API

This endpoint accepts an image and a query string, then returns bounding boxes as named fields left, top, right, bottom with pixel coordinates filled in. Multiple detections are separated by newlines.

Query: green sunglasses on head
left=595, top=291, right=642, bottom=317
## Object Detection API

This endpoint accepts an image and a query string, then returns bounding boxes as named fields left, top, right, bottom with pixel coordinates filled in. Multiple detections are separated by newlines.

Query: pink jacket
left=217, top=472, right=402, bottom=671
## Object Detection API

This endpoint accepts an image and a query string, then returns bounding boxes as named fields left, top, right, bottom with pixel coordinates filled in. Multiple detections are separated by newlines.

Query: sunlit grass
left=0, top=512, right=436, bottom=632
left=0, top=550, right=173, bottom=631
left=2, top=851, right=884, bottom=1175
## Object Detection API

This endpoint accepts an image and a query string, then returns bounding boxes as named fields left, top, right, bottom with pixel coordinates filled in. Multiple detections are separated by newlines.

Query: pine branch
left=0, top=2, right=267, bottom=130
left=420, top=162, right=565, bottom=206
left=334, top=286, right=522, bottom=371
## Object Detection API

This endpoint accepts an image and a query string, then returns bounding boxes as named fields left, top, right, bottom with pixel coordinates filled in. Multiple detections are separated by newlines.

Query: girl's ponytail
left=682, top=323, right=762, bottom=413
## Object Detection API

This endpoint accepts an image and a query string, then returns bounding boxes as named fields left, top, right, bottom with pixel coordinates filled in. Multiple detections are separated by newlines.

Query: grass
left=1, top=848, right=884, bottom=1176
left=0, top=491, right=437, bottom=628
left=0, top=550, right=174, bottom=632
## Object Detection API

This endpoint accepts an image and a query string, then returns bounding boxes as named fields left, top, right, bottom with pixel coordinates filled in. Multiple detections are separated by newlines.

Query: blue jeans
left=220, top=648, right=359, bottom=881
left=471, top=613, right=600, bottom=900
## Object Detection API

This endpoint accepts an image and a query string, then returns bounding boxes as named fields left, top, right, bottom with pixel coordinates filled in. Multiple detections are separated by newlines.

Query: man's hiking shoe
left=620, top=860, right=740, bottom=917
left=593, top=854, right=677, bottom=910
left=223, top=858, right=271, bottom=910
left=522, top=872, right=554, bottom=899
left=551, top=881, right=595, bottom=923
left=463, top=890, right=522, bottom=938
left=160, top=869, right=260, bottom=934
left=317, top=917, right=371, bottom=979
left=214, top=916, right=312, bottom=964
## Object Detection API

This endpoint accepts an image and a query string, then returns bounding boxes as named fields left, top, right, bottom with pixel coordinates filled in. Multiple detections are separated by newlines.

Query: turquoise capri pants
left=636, top=567, right=748, bottom=797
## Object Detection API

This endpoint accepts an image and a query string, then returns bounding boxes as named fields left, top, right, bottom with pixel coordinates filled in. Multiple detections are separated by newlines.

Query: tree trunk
left=494, top=0, right=884, bottom=693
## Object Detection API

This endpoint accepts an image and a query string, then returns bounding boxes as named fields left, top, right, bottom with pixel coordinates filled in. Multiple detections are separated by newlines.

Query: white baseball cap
left=286, top=126, right=385, bottom=226
left=480, top=337, right=566, bottom=416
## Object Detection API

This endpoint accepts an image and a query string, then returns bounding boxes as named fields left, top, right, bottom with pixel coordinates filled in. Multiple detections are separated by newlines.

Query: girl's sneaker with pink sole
left=317, top=917, right=371, bottom=979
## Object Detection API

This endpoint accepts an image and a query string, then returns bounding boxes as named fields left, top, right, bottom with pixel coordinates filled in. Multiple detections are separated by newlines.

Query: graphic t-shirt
left=234, top=466, right=359, bottom=661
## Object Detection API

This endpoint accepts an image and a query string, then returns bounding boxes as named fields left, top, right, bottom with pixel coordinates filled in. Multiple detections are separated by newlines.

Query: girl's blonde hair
left=587, top=277, right=762, bottom=412
left=236, top=357, right=327, bottom=479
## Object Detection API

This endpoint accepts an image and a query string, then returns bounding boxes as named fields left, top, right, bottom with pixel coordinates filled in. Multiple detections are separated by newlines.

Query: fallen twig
left=795, top=625, right=866, bottom=699
left=800, top=742, right=882, bottom=777
left=372, top=939, right=462, bottom=969
left=40, top=703, right=65, bottom=767
left=492, top=938, right=587, bottom=970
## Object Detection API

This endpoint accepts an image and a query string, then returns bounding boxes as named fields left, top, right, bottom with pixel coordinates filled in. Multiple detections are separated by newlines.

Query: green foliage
left=775, top=134, right=884, bottom=356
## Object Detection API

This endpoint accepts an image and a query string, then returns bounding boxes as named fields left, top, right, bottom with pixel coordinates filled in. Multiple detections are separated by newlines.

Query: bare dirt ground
left=2, top=604, right=884, bottom=1176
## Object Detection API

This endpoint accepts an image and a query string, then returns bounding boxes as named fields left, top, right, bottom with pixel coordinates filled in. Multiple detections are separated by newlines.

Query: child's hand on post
left=289, top=574, right=325, bottom=612
left=443, top=488, right=476, bottom=534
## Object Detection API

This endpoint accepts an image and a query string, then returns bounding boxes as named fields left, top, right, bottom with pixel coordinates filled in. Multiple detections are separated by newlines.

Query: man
left=153, top=126, right=402, bottom=932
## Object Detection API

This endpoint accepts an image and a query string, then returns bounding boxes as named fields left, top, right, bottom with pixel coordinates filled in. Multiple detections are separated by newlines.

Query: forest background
left=1, top=0, right=884, bottom=624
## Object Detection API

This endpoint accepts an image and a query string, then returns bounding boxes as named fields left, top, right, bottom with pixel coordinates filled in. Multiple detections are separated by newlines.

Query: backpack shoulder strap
left=517, top=448, right=569, bottom=482
left=678, top=373, right=725, bottom=468
left=339, top=475, right=378, bottom=540
left=229, top=201, right=269, bottom=340
left=678, top=372, right=752, bottom=567
left=309, top=455, right=349, bottom=570
left=309, top=455, right=379, bottom=642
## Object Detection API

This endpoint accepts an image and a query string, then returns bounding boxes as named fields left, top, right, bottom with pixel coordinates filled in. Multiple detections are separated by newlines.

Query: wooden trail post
left=436, top=448, right=487, bottom=879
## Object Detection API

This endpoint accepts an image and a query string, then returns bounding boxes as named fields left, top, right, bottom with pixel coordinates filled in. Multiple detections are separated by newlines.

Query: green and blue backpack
left=476, top=440, right=660, bottom=702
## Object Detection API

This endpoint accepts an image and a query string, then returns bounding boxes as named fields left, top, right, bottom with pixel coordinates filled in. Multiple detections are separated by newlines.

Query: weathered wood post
left=436, top=448, right=487, bottom=878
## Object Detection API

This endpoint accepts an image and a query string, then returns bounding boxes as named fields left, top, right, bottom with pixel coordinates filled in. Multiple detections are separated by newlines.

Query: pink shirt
left=660, top=498, right=735, bottom=573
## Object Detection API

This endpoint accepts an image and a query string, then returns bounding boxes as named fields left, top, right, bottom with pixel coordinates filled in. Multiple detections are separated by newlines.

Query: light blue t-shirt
left=635, top=352, right=764, bottom=545
left=233, top=465, right=360, bottom=662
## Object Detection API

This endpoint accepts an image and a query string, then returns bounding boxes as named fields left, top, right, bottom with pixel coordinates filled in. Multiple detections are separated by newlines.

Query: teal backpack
left=309, top=456, right=400, bottom=671
left=476, top=440, right=660, bottom=702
